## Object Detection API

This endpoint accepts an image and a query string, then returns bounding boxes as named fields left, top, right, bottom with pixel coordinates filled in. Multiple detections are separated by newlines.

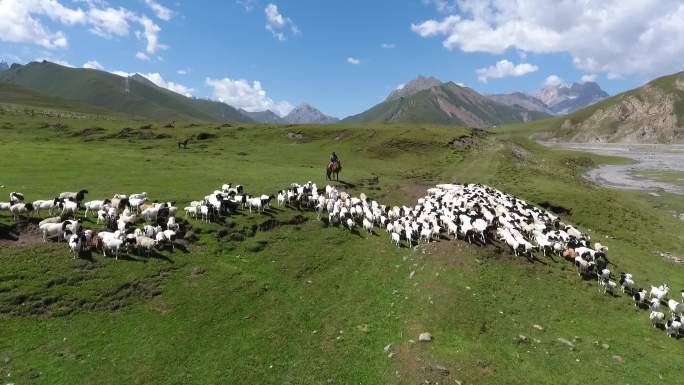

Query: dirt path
left=541, top=142, right=684, bottom=195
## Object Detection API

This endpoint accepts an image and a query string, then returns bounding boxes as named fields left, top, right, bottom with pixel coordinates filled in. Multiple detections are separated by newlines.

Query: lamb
left=649, top=298, right=661, bottom=312
left=346, top=218, right=355, bottom=231
left=9, top=203, right=34, bottom=220
left=597, top=268, right=611, bottom=284
left=167, top=216, right=179, bottom=232
left=649, top=311, right=665, bottom=328
left=32, top=199, right=59, bottom=216
left=0, top=202, right=10, bottom=211
left=184, top=206, right=198, bottom=218
left=600, top=279, right=617, bottom=295
left=155, top=230, right=176, bottom=249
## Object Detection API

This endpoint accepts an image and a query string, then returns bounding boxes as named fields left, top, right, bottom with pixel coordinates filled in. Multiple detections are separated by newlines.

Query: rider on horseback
left=329, top=152, right=339, bottom=165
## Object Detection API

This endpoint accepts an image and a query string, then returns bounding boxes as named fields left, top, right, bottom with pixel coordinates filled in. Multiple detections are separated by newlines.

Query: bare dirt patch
left=0, top=220, right=44, bottom=247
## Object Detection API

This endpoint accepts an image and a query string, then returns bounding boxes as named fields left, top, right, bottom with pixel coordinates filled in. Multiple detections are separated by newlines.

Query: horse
left=326, top=160, right=342, bottom=181
left=178, top=138, right=189, bottom=149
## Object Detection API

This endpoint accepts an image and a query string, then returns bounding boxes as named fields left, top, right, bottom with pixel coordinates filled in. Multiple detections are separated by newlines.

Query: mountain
left=0, top=61, right=252, bottom=122
left=283, top=103, right=339, bottom=124
left=488, top=92, right=554, bottom=115
left=387, top=75, right=442, bottom=101
left=0, top=62, right=8, bottom=72
left=240, top=109, right=286, bottom=124
left=0, top=81, right=115, bottom=114
left=535, top=82, right=609, bottom=115
left=540, top=71, right=684, bottom=144
left=345, top=79, right=550, bottom=127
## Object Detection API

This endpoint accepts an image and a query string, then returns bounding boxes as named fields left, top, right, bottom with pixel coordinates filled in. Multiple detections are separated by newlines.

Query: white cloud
left=0, top=1, right=167, bottom=57
left=206, top=77, right=294, bottom=117
left=136, top=52, right=151, bottom=61
left=83, top=60, right=104, bottom=70
left=142, top=72, right=194, bottom=97
left=382, top=43, right=395, bottom=49
left=87, top=7, right=132, bottom=37
left=177, top=69, right=188, bottom=75
left=422, top=0, right=457, bottom=13
left=347, top=57, right=361, bottom=65
left=412, top=0, right=684, bottom=79
left=476, top=60, right=538, bottom=83
left=396, top=83, right=405, bottom=90
left=581, top=74, right=597, bottom=83
left=544, top=74, right=564, bottom=86
left=264, top=3, right=299, bottom=41
left=111, top=70, right=132, bottom=77
left=145, top=0, right=173, bottom=21
left=237, top=0, right=258, bottom=11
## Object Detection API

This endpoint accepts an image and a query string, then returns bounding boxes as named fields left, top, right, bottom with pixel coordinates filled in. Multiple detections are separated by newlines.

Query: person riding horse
left=327, top=152, right=342, bottom=181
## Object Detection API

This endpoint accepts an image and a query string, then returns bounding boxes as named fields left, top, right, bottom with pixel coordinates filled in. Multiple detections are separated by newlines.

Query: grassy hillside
left=345, top=82, right=550, bottom=127
left=537, top=71, right=684, bottom=143
left=0, top=61, right=251, bottom=123
left=1, top=105, right=683, bottom=384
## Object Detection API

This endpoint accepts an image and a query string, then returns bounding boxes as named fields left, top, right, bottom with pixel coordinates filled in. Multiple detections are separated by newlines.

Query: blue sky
left=1, top=0, right=681, bottom=118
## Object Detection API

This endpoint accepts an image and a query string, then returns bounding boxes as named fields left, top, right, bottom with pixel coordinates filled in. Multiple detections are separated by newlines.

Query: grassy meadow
left=1, top=107, right=683, bottom=385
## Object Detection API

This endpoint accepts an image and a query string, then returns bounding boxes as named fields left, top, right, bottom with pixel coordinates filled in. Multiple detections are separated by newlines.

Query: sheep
left=135, top=236, right=157, bottom=256
left=597, top=268, right=611, bottom=284
left=649, top=298, right=661, bottom=312
left=32, top=198, right=60, bottom=216
left=67, top=234, right=82, bottom=259
left=391, top=232, right=401, bottom=247
left=0, top=202, right=10, bottom=211
left=362, top=218, right=373, bottom=234
left=619, top=273, right=635, bottom=294
left=346, top=218, right=355, bottom=231
left=59, top=189, right=88, bottom=203
left=156, top=230, right=176, bottom=249
left=102, top=237, right=128, bottom=260
left=141, top=207, right=159, bottom=223
left=667, top=299, right=684, bottom=318
left=9, top=192, right=24, bottom=204
left=650, top=311, right=665, bottom=328
left=167, top=216, right=179, bottom=232
left=40, top=222, right=68, bottom=242
left=84, top=199, right=111, bottom=216
left=633, top=288, right=648, bottom=307
left=9, top=203, right=34, bottom=220
left=39, top=216, right=62, bottom=227
left=665, top=318, right=681, bottom=338
left=650, top=284, right=670, bottom=302
left=57, top=198, right=78, bottom=217
left=184, top=206, right=198, bottom=218
left=599, top=278, right=617, bottom=295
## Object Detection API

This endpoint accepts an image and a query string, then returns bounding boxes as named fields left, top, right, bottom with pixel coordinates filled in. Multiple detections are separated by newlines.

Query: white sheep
left=649, top=311, right=665, bottom=328
left=68, top=234, right=82, bottom=259
left=33, top=199, right=59, bottom=216
left=10, top=203, right=34, bottom=220
left=667, top=299, right=683, bottom=318
left=650, top=284, right=670, bottom=302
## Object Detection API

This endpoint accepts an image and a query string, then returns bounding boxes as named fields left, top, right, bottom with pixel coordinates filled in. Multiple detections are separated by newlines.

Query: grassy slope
left=0, top=110, right=683, bottom=385
left=344, top=83, right=550, bottom=126
left=0, top=62, right=250, bottom=123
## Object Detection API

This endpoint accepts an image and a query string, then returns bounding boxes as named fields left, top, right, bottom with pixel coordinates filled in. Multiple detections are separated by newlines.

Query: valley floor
left=1, top=115, right=683, bottom=385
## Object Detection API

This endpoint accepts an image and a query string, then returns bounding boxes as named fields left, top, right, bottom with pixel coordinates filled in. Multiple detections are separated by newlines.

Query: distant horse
left=326, top=160, right=342, bottom=181
left=178, top=138, right=189, bottom=149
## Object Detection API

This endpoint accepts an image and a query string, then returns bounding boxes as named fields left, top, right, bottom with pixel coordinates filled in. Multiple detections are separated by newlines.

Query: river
left=541, top=143, right=684, bottom=195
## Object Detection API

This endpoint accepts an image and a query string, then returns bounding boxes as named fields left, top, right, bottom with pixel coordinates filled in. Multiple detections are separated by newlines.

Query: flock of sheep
left=0, top=190, right=181, bottom=259
left=2, top=181, right=683, bottom=339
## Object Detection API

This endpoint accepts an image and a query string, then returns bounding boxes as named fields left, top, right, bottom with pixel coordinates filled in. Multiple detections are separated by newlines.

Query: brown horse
left=326, top=160, right=342, bottom=181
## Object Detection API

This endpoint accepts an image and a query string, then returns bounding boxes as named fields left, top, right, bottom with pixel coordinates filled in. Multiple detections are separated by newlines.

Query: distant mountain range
left=0, top=61, right=252, bottom=122
left=240, top=109, right=285, bottom=124
left=283, top=103, right=339, bottom=124
left=0, top=61, right=8, bottom=72
left=540, top=71, right=684, bottom=143
left=535, top=82, right=609, bottom=115
left=344, top=76, right=551, bottom=127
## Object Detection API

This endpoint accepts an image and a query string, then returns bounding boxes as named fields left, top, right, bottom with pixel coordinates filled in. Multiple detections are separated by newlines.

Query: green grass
left=1, top=106, right=683, bottom=385
left=632, top=169, right=684, bottom=188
